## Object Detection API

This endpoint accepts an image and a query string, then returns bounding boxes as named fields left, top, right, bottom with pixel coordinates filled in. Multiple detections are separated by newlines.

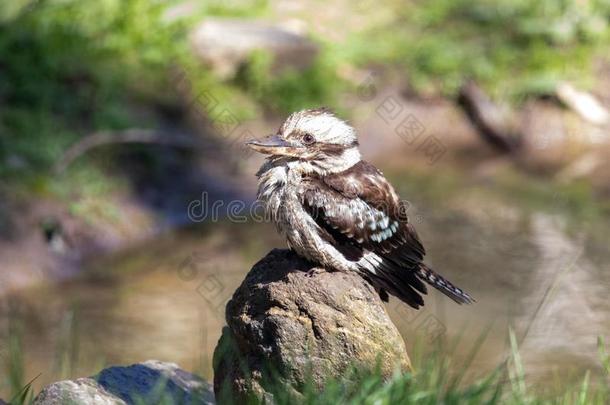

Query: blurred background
left=1, top=0, right=610, bottom=400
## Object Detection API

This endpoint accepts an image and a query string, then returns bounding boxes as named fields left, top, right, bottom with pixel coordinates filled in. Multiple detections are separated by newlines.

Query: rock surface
left=34, top=379, right=126, bottom=405
left=213, top=249, right=410, bottom=403
left=34, top=360, right=214, bottom=405
left=191, top=19, right=319, bottom=78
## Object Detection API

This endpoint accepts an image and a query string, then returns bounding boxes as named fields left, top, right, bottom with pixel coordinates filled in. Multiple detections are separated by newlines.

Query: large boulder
left=213, top=249, right=410, bottom=403
left=34, top=360, right=214, bottom=405
left=190, top=19, right=319, bottom=79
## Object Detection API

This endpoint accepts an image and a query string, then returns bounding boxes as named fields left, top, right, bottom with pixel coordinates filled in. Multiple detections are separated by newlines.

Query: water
left=1, top=172, right=609, bottom=397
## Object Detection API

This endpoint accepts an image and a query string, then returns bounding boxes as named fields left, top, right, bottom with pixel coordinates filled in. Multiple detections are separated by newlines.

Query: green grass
left=2, top=296, right=609, bottom=404
left=2, top=317, right=609, bottom=404
left=2, top=278, right=609, bottom=404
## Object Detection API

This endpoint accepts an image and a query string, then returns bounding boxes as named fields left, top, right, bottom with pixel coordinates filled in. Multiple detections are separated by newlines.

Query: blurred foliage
left=346, top=0, right=610, bottom=100
left=1, top=0, right=610, bottom=217
left=0, top=0, right=186, bottom=198
left=195, top=0, right=269, bottom=17
left=0, top=0, right=342, bottom=213
left=0, top=2, right=207, bottom=223
left=235, top=50, right=343, bottom=114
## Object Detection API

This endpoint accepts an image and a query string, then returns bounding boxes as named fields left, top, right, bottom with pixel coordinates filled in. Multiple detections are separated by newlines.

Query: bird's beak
left=245, top=134, right=296, bottom=155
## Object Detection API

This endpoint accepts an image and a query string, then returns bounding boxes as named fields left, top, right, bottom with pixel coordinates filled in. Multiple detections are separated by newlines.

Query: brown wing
left=301, top=160, right=425, bottom=267
left=302, top=161, right=474, bottom=308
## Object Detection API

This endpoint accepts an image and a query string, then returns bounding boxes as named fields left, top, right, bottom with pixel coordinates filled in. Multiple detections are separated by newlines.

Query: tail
left=416, top=263, right=475, bottom=305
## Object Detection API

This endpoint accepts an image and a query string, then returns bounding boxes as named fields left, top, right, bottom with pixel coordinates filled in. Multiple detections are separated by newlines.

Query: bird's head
left=246, top=108, right=361, bottom=174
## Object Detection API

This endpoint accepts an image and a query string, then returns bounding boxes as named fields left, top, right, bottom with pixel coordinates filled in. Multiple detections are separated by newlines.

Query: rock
left=556, top=82, right=609, bottom=126
left=95, top=360, right=214, bottom=405
left=519, top=98, right=609, bottom=170
left=34, top=360, right=214, bottom=405
left=33, top=378, right=126, bottom=405
left=213, top=249, right=410, bottom=403
left=190, top=19, right=319, bottom=79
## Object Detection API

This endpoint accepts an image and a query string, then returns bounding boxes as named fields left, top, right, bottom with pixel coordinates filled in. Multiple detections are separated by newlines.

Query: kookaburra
left=246, top=108, right=473, bottom=308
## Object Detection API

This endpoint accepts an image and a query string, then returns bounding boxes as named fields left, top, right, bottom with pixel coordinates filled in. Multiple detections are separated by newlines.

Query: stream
left=1, top=168, right=609, bottom=396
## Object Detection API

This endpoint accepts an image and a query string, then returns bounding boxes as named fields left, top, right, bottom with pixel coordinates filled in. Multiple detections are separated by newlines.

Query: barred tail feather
left=359, top=253, right=428, bottom=309
left=416, top=263, right=475, bottom=305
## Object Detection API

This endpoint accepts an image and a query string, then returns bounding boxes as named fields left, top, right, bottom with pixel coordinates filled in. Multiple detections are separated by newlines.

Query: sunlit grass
left=343, top=0, right=610, bottom=101
left=2, top=303, right=608, bottom=405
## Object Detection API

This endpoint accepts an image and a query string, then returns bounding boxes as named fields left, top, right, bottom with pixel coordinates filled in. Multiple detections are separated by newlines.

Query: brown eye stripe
left=318, top=143, right=345, bottom=155
left=318, top=140, right=359, bottom=153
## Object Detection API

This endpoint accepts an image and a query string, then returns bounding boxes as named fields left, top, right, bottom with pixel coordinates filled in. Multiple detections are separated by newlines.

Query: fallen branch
left=458, top=82, right=522, bottom=153
left=53, top=129, right=215, bottom=174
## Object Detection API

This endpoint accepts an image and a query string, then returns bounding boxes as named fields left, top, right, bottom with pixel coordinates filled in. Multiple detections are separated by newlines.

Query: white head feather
left=280, top=108, right=357, bottom=146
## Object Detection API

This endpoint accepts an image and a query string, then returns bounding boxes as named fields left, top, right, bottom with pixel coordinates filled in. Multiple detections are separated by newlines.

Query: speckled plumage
left=249, top=108, right=473, bottom=308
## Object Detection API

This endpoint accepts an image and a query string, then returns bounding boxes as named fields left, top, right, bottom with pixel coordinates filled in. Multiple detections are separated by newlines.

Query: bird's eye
left=302, top=133, right=315, bottom=145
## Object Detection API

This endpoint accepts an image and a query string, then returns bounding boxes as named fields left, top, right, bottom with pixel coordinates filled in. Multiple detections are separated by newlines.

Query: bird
left=246, top=108, right=474, bottom=309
